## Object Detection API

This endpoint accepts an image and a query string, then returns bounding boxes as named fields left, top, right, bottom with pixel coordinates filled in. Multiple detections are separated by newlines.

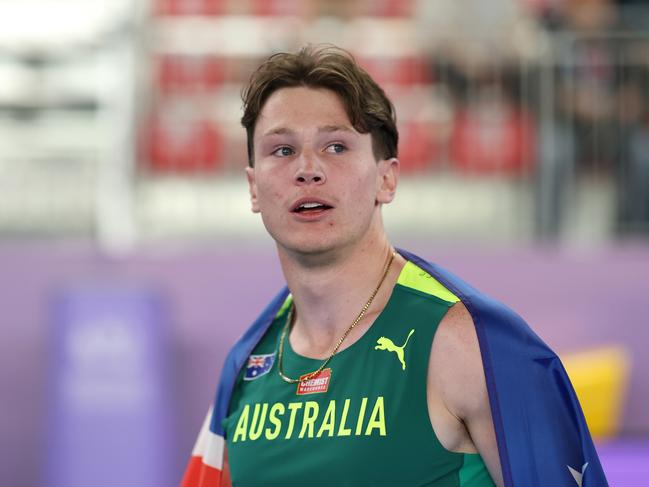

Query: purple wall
left=1, top=241, right=647, bottom=486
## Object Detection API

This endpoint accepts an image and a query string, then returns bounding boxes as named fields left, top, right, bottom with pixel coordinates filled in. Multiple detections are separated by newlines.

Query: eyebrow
left=261, top=127, right=294, bottom=138
left=261, top=124, right=356, bottom=138
left=319, top=124, right=355, bottom=134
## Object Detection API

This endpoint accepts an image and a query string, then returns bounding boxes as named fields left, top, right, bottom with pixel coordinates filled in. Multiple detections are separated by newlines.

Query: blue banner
left=46, top=284, right=173, bottom=487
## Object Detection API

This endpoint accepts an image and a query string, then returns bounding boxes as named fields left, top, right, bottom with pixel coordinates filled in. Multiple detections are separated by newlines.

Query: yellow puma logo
left=374, top=329, right=415, bottom=370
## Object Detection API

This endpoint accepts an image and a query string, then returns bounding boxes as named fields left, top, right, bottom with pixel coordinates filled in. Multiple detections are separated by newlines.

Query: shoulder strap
left=181, top=287, right=290, bottom=487
left=210, top=286, right=290, bottom=437
left=397, top=248, right=608, bottom=487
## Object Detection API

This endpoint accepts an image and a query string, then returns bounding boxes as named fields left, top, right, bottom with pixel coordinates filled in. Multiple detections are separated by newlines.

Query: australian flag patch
left=244, top=353, right=276, bottom=381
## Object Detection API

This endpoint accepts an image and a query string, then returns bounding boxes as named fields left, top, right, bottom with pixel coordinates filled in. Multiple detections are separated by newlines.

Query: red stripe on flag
left=180, top=456, right=221, bottom=487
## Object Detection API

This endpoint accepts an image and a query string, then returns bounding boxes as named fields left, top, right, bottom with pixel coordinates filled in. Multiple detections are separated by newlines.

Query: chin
left=264, top=218, right=377, bottom=261
left=278, top=237, right=339, bottom=258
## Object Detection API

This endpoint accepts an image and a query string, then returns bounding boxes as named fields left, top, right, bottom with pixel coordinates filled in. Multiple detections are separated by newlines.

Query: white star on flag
left=567, top=462, right=588, bottom=486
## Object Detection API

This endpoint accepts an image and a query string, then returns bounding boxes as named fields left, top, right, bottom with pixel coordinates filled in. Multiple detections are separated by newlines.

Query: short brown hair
left=241, top=45, right=398, bottom=166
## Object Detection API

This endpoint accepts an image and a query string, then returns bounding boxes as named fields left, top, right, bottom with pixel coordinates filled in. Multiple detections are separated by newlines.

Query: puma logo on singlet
left=374, top=329, right=415, bottom=370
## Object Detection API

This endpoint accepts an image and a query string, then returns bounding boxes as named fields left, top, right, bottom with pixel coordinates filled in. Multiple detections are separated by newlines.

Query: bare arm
left=427, top=302, right=505, bottom=487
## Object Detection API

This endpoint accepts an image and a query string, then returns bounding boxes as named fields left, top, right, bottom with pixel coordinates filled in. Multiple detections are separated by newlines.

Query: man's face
left=246, top=86, right=398, bottom=257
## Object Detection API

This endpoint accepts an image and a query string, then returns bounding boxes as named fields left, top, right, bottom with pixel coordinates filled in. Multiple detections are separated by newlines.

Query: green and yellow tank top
left=222, top=261, right=495, bottom=486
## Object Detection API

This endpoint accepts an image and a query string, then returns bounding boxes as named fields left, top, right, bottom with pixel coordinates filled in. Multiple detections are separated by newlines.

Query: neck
left=277, top=233, right=404, bottom=358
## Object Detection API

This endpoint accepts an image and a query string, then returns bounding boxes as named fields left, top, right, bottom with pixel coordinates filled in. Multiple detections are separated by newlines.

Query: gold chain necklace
left=277, top=249, right=396, bottom=384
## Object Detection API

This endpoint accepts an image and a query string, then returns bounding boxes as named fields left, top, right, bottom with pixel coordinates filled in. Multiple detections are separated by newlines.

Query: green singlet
left=222, top=261, right=496, bottom=486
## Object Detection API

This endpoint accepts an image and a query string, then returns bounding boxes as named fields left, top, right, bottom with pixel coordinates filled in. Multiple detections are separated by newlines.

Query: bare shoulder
left=434, top=300, right=477, bottom=351
left=428, top=301, right=505, bottom=486
left=429, top=301, right=485, bottom=419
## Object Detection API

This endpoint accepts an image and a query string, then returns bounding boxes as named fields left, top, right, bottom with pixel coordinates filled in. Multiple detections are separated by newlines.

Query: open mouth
left=291, top=201, right=333, bottom=214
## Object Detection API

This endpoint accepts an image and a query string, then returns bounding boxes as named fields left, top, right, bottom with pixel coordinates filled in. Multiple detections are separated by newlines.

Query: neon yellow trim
left=275, top=294, right=293, bottom=319
left=397, top=261, right=460, bottom=303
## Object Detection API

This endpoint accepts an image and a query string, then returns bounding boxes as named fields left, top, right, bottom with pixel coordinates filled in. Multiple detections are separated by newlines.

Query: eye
left=272, top=146, right=294, bottom=157
left=325, top=143, right=347, bottom=154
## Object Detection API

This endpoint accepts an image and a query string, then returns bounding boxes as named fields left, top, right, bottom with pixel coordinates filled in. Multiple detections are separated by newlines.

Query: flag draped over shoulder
left=181, top=249, right=608, bottom=487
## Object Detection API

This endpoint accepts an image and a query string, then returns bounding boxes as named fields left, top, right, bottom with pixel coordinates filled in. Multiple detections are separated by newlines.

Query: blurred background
left=0, top=0, right=648, bottom=485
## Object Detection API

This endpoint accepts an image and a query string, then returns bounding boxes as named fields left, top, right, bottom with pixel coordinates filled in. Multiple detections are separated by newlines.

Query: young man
left=182, top=46, right=607, bottom=487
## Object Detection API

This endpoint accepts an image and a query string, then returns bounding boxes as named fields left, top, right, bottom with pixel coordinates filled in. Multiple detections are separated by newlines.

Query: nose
left=294, top=151, right=326, bottom=185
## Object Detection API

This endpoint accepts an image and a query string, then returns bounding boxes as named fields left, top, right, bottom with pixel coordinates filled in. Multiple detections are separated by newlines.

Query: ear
left=375, top=157, right=399, bottom=205
left=245, top=166, right=260, bottom=213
